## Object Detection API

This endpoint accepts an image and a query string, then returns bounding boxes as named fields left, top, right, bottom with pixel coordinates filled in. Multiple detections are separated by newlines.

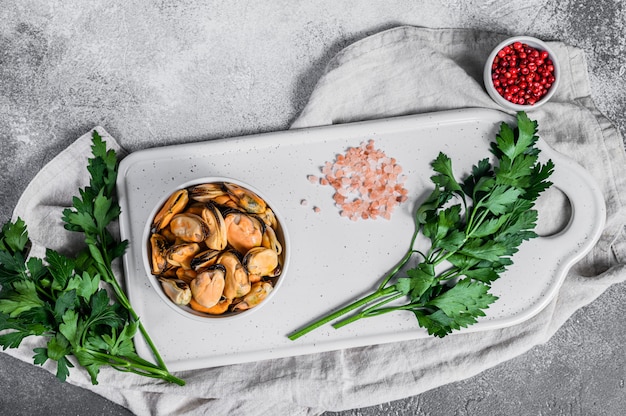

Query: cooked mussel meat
left=189, top=297, right=232, bottom=315
left=211, top=193, right=239, bottom=209
left=190, top=249, right=220, bottom=271
left=152, top=189, right=189, bottom=231
left=169, top=213, right=209, bottom=243
left=176, top=267, right=197, bottom=285
left=261, top=224, right=282, bottom=256
left=243, top=247, right=279, bottom=283
left=159, top=277, right=192, bottom=305
left=166, top=242, right=200, bottom=269
left=201, top=202, right=228, bottom=251
left=190, top=264, right=226, bottom=309
left=224, top=182, right=267, bottom=214
left=150, top=233, right=169, bottom=274
left=232, top=281, right=273, bottom=311
left=184, top=202, right=206, bottom=216
left=257, top=206, right=278, bottom=229
left=223, top=211, right=264, bottom=254
left=188, top=183, right=227, bottom=202
left=219, top=250, right=251, bottom=299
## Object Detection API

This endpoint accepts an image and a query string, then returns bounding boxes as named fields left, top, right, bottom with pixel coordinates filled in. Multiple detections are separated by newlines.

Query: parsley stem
left=89, top=242, right=170, bottom=375
left=84, top=349, right=185, bottom=386
left=377, top=225, right=423, bottom=290
left=332, top=291, right=405, bottom=328
left=431, top=250, right=457, bottom=268
left=436, top=267, right=462, bottom=282
left=376, top=251, right=409, bottom=290
left=287, top=286, right=397, bottom=340
left=337, top=301, right=432, bottom=325
left=90, top=229, right=172, bottom=374
left=465, top=197, right=491, bottom=237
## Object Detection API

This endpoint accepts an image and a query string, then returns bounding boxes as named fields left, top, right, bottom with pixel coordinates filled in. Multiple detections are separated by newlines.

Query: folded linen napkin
left=6, top=26, right=626, bottom=415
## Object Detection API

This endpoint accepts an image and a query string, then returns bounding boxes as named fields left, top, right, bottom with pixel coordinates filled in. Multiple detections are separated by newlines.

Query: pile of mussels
left=148, top=182, right=284, bottom=316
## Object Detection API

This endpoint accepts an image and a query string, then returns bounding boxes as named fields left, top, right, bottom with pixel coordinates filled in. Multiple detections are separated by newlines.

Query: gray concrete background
left=1, top=1, right=625, bottom=415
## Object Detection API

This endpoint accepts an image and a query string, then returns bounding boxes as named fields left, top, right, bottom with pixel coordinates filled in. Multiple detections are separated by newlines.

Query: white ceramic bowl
left=483, top=36, right=560, bottom=111
left=142, top=177, right=290, bottom=322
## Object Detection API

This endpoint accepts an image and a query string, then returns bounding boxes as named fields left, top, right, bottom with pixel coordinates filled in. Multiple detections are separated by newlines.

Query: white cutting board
left=116, top=108, right=605, bottom=371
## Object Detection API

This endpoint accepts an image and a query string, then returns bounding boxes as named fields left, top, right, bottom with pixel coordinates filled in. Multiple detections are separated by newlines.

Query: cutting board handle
left=537, top=141, right=606, bottom=258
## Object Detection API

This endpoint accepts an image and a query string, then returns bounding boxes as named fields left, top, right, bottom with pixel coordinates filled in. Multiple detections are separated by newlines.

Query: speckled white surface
left=1, top=1, right=625, bottom=415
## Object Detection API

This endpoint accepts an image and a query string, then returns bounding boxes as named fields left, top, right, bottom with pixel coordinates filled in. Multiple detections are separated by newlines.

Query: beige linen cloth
left=7, top=26, right=626, bottom=415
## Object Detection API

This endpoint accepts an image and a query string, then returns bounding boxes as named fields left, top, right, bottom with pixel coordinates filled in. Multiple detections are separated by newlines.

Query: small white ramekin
left=483, top=36, right=560, bottom=111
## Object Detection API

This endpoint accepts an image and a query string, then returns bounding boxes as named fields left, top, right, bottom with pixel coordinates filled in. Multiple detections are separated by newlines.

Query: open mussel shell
left=143, top=177, right=290, bottom=322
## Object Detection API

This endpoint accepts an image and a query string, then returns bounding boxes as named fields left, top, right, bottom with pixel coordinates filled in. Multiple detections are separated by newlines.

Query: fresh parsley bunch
left=0, top=132, right=184, bottom=385
left=289, top=111, right=554, bottom=339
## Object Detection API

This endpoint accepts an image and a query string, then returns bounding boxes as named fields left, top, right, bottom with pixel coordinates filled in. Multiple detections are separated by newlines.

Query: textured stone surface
left=1, top=1, right=625, bottom=415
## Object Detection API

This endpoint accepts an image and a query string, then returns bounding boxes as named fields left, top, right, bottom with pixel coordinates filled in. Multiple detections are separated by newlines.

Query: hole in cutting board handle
left=534, top=186, right=572, bottom=237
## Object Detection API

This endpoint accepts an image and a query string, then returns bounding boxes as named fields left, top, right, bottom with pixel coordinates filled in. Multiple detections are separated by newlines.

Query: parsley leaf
left=46, top=249, right=76, bottom=292
left=431, top=152, right=464, bottom=196
left=427, top=279, right=497, bottom=329
left=0, top=131, right=185, bottom=386
left=0, top=280, right=44, bottom=317
left=0, top=313, right=47, bottom=349
left=0, top=218, right=29, bottom=253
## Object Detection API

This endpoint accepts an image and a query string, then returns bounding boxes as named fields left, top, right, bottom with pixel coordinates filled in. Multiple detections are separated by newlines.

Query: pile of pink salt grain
left=308, top=139, right=408, bottom=220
